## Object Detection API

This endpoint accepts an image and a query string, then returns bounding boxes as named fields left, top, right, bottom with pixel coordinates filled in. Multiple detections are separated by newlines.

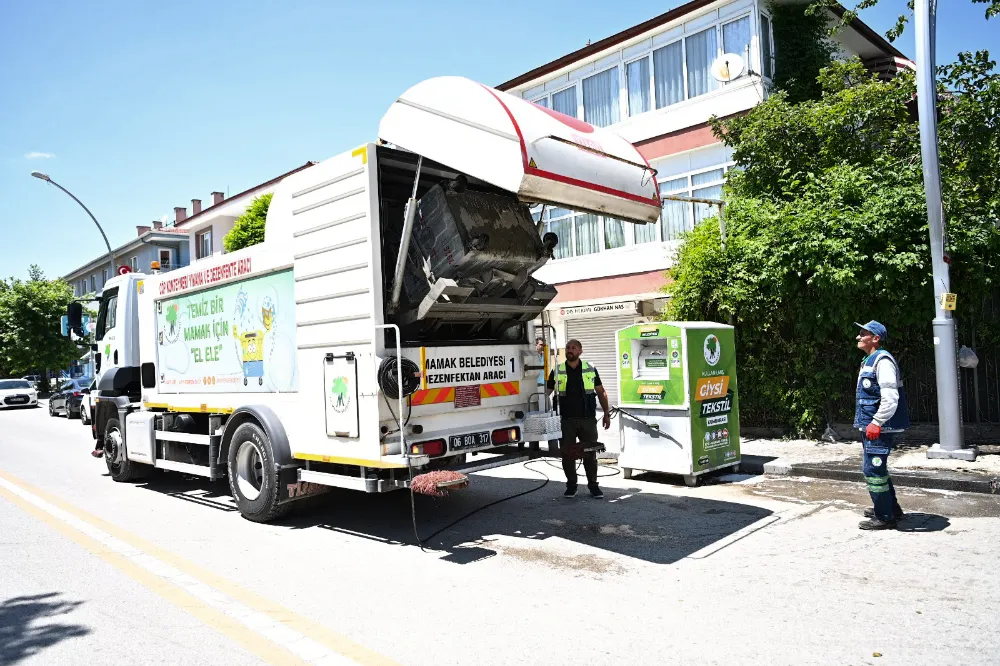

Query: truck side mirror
left=68, top=302, right=83, bottom=329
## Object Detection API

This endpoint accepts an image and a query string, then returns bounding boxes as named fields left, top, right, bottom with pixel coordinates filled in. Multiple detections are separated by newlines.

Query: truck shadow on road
left=0, top=592, right=90, bottom=664
left=129, top=464, right=774, bottom=566
left=285, top=468, right=774, bottom=566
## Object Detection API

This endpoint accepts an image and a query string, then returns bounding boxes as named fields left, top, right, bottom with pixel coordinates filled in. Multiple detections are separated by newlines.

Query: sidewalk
left=739, top=437, right=1000, bottom=495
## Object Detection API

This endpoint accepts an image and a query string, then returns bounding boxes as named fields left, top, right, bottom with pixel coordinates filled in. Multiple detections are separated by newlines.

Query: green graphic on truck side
left=155, top=269, right=297, bottom=393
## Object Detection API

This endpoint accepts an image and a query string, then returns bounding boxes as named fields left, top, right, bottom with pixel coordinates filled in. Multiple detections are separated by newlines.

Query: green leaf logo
left=703, top=335, right=721, bottom=367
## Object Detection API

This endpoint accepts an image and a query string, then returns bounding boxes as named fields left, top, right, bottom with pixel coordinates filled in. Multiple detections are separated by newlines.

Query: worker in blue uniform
left=854, top=320, right=909, bottom=530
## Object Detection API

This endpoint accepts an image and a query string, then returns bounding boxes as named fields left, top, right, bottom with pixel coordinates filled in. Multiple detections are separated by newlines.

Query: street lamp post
left=914, top=0, right=975, bottom=461
left=32, top=172, right=115, bottom=380
left=31, top=172, right=115, bottom=282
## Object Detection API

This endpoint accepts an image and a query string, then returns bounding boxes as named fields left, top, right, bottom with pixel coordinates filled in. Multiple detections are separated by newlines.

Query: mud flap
left=277, top=464, right=328, bottom=504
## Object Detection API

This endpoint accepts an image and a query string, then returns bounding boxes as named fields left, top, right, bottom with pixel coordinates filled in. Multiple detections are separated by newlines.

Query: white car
left=0, top=378, right=38, bottom=409
left=80, top=378, right=97, bottom=425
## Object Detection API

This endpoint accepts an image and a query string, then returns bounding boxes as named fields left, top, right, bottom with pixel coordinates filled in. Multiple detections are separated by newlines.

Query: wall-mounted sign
left=556, top=301, right=638, bottom=319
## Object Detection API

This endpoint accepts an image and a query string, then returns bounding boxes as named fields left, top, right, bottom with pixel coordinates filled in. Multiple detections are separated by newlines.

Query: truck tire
left=103, top=417, right=150, bottom=482
left=227, top=422, right=289, bottom=523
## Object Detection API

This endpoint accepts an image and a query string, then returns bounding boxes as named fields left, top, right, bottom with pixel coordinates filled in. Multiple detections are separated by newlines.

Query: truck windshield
left=95, top=287, right=119, bottom=341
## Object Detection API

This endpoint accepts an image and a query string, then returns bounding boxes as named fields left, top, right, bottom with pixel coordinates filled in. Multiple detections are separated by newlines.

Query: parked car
left=48, top=377, right=92, bottom=419
left=80, top=378, right=97, bottom=425
left=0, top=378, right=38, bottom=409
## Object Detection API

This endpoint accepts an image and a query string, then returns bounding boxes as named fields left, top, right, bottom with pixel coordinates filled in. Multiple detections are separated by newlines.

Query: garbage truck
left=77, top=76, right=661, bottom=522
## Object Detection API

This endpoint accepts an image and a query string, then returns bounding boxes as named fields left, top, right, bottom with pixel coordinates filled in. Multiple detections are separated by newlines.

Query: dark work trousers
left=862, top=433, right=902, bottom=521
left=560, top=416, right=600, bottom=490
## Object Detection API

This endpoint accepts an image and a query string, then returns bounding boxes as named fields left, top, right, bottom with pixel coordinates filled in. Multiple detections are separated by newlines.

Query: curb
left=740, top=455, right=1000, bottom=495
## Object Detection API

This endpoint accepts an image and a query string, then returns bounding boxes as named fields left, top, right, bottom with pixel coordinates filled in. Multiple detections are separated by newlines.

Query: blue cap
left=855, top=320, right=887, bottom=341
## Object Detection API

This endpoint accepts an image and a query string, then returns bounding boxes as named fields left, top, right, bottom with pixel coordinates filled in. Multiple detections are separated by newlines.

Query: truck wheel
left=104, top=417, right=149, bottom=482
left=81, top=408, right=91, bottom=425
left=227, top=422, right=289, bottom=523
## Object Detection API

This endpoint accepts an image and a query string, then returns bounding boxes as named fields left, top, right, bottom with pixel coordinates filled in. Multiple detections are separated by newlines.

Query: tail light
left=410, top=439, right=446, bottom=457
left=73, top=392, right=81, bottom=397
left=491, top=427, right=521, bottom=445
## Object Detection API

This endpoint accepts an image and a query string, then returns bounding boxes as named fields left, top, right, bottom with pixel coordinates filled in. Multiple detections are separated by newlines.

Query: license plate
left=7, top=396, right=27, bottom=404
left=449, top=431, right=491, bottom=450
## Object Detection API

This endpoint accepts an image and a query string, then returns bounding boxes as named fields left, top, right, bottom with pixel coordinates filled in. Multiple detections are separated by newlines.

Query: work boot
left=858, top=518, right=897, bottom=530
left=864, top=506, right=903, bottom=519
left=563, top=486, right=577, bottom=498
left=589, top=486, right=603, bottom=499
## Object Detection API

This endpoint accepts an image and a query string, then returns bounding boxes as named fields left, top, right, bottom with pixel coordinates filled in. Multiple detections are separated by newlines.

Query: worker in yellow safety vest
left=546, top=339, right=611, bottom=499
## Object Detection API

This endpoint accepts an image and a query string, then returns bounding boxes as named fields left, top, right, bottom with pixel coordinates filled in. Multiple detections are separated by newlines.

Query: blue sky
left=1, top=0, right=996, bottom=280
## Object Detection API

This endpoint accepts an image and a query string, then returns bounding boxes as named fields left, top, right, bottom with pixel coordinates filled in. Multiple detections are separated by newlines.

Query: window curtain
left=551, top=87, right=577, bottom=117
left=548, top=215, right=573, bottom=259
left=686, top=27, right=720, bottom=98
left=634, top=220, right=658, bottom=244
left=722, top=16, right=751, bottom=62
left=626, top=58, right=651, bottom=116
left=604, top=217, right=626, bottom=249
left=693, top=184, right=723, bottom=223
left=533, top=97, right=549, bottom=108
left=583, top=67, right=620, bottom=127
left=575, top=214, right=600, bottom=255
left=659, top=177, right=691, bottom=240
left=653, top=41, right=685, bottom=108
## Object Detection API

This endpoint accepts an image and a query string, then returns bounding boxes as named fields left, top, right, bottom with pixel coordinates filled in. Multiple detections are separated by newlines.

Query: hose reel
left=377, top=356, right=421, bottom=399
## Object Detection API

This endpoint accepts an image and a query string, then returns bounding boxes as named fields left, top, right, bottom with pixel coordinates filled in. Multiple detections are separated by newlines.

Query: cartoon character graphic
left=234, top=328, right=266, bottom=385
left=260, top=296, right=275, bottom=332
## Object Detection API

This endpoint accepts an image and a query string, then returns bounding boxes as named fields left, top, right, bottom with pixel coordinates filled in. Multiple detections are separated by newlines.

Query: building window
left=574, top=213, right=600, bottom=256
left=653, top=41, right=685, bottom=109
left=760, top=13, right=774, bottom=79
left=551, top=86, right=577, bottom=117
left=196, top=229, right=213, bottom=259
left=525, top=11, right=764, bottom=125
left=626, top=57, right=651, bottom=117
left=90, top=275, right=96, bottom=292
left=722, top=15, right=752, bottom=64
left=604, top=218, right=627, bottom=250
left=159, top=248, right=173, bottom=270
left=535, top=207, right=630, bottom=259
left=686, top=26, right=720, bottom=99
left=583, top=66, right=620, bottom=127
left=101, top=269, right=108, bottom=286
left=657, top=167, right=729, bottom=240
left=532, top=85, right=579, bottom=118
left=130, top=256, right=138, bottom=271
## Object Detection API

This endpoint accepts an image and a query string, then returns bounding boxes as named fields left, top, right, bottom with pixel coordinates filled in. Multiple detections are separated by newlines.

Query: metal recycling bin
left=614, top=322, right=740, bottom=486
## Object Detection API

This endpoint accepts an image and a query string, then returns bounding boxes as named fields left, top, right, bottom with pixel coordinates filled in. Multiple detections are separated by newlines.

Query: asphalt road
left=1, top=403, right=998, bottom=666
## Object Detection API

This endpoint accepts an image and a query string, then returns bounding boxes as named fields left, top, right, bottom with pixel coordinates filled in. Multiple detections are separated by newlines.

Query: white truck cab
left=78, top=76, right=661, bottom=523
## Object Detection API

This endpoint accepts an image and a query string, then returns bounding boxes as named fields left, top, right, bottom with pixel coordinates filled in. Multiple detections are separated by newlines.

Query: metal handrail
left=374, top=324, right=406, bottom=457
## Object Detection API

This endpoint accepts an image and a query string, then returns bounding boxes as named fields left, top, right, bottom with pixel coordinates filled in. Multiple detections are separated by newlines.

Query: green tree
left=0, top=266, right=82, bottom=381
left=807, top=0, right=997, bottom=42
left=770, top=3, right=837, bottom=103
left=667, top=55, right=1000, bottom=433
left=223, top=193, right=272, bottom=252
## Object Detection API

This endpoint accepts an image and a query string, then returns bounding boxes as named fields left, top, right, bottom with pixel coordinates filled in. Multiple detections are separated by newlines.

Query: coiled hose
left=377, top=355, right=421, bottom=399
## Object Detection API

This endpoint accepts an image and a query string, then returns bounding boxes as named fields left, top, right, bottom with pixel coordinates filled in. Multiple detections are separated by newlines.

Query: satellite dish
left=711, top=53, right=745, bottom=82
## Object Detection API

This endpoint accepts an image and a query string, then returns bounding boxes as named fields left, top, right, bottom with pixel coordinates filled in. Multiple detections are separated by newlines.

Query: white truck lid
left=378, top=76, right=661, bottom=224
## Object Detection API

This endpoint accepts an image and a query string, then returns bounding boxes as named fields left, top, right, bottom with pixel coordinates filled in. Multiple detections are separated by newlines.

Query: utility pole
left=915, top=0, right=976, bottom=460
left=32, top=172, right=116, bottom=281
